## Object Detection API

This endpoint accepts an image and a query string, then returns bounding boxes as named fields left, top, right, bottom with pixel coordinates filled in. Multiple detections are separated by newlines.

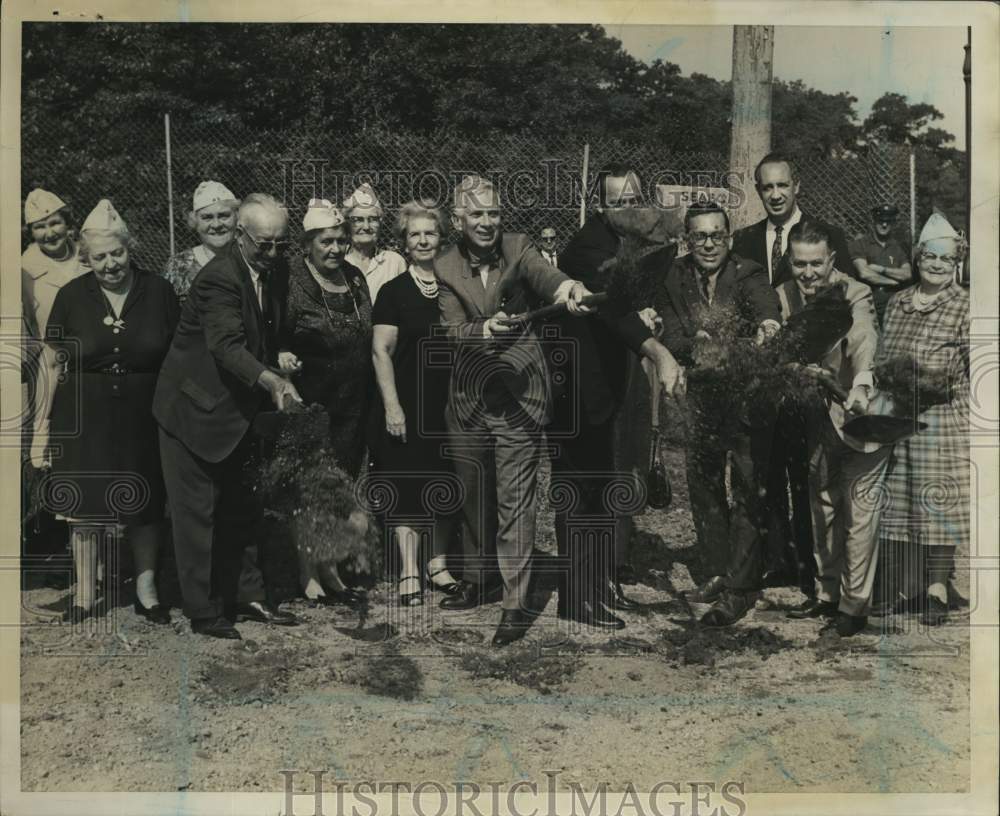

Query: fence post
left=579, top=142, right=590, bottom=228
left=164, top=113, right=176, bottom=260
left=908, top=147, right=916, bottom=243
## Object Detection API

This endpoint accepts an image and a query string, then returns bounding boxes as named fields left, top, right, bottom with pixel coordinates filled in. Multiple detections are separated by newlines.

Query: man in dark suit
left=154, top=193, right=303, bottom=639
left=731, top=152, right=852, bottom=594
left=656, top=202, right=782, bottom=626
left=554, top=163, right=682, bottom=617
left=435, top=175, right=592, bottom=647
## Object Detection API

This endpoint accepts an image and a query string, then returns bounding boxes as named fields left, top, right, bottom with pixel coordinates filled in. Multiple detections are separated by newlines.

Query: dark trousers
left=550, top=419, right=617, bottom=613
left=158, top=427, right=267, bottom=620
left=685, top=394, right=772, bottom=592
left=764, top=406, right=816, bottom=591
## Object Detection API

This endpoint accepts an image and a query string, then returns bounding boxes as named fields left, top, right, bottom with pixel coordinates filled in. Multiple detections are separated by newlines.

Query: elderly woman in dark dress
left=280, top=199, right=373, bottom=607
left=31, top=200, right=179, bottom=623
left=371, top=201, right=461, bottom=606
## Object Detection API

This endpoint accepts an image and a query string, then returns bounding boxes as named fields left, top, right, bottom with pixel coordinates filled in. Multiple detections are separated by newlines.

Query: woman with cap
left=371, top=200, right=461, bottom=607
left=31, top=200, right=180, bottom=624
left=162, top=181, right=240, bottom=301
left=21, top=188, right=88, bottom=339
left=342, top=184, right=406, bottom=304
left=875, top=212, right=970, bottom=626
left=279, top=199, right=374, bottom=607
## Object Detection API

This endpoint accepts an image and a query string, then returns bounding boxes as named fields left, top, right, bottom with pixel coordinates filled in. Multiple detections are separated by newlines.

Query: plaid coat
left=876, top=282, right=970, bottom=548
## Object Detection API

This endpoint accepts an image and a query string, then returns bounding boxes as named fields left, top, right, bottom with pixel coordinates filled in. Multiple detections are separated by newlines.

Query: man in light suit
left=154, top=193, right=303, bottom=639
left=732, top=152, right=854, bottom=594
left=778, top=220, right=891, bottom=637
left=436, top=175, right=592, bottom=647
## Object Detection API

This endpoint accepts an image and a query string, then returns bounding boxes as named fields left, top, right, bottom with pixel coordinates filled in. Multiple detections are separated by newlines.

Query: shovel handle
left=501, top=292, right=609, bottom=324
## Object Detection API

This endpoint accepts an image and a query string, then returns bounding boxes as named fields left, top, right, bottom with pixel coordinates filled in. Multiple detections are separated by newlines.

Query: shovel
left=644, top=363, right=672, bottom=509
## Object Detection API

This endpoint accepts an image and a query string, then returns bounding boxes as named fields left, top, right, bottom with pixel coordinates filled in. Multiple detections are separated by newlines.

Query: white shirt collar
left=767, top=206, right=803, bottom=234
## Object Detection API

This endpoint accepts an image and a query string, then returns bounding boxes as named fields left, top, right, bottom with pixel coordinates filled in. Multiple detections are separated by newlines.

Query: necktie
left=699, top=274, right=712, bottom=304
left=771, top=223, right=784, bottom=282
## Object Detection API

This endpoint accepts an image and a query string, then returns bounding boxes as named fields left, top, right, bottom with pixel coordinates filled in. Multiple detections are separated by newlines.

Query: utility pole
left=729, top=26, right=774, bottom=231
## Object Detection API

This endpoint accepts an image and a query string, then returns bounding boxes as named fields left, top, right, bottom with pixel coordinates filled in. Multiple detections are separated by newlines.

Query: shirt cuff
left=760, top=319, right=781, bottom=333
left=852, top=371, right=874, bottom=389
left=552, top=279, right=576, bottom=303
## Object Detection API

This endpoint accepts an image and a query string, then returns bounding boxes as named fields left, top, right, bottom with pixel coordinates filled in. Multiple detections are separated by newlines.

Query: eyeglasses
left=240, top=227, right=290, bottom=254
left=349, top=216, right=380, bottom=226
left=920, top=252, right=959, bottom=268
left=688, top=231, right=730, bottom=246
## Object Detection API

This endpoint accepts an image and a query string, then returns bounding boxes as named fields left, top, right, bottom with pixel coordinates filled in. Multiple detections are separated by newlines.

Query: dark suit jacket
left=655, top=251, right=781, bottom=368
left=553, top=213, right=655, bottom=426
left=731, top=211, right=854, bottom=287
left=153, top=242, right=287, bottom=463
left=436, top=233, right=570, bottom=426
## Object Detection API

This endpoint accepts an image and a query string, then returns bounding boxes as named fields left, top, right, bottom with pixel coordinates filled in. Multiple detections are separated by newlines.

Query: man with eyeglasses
left=655, top=201, right=781, bottom=626
left=343, top=183, right=406, bottom=303
left=154, top=193, right=303, bottom=639
left=849, top=203, right=913, bottom=326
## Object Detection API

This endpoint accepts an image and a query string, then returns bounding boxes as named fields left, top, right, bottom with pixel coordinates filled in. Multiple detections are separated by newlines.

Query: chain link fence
left=22, top=119, right=912, bottom=276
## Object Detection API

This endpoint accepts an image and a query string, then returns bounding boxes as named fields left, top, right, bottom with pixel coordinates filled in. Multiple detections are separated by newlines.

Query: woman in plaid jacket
left=875, top=213, right=970, bottom=626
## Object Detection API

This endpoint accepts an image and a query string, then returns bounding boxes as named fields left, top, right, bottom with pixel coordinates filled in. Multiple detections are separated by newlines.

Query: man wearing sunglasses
left=655, top=201, right=781, bottom=627
left=155, top=193, right=302, bottom=639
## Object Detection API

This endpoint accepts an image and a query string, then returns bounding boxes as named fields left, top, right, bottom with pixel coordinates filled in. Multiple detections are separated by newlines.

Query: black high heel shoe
left=133, top=599, right=172, bottom=625
left=426, top=565, right=461, bottom=596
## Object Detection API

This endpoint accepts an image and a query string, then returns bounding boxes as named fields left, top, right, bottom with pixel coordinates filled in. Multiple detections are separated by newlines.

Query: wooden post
left=164, top=113, right=176, bottom=259
left=962, top=26, right=971, bottom=285
left=728, top=26, right=774, bottom=231
left=579, top=142, right=590, bottom=228
left=909, top=148, right=917, bottom=243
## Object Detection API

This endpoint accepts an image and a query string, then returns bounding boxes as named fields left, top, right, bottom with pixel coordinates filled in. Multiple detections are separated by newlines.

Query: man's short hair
left=754, top=152, right=799, bottom=186
left=238, top=192, right=287, bottom=228
left=597, top=163, right=641, bottom=207
left=788, top=219, right=832, bottom=253
left=684, top=201, right=731, bottom=233
left=452, top=175, right=498, bottom=216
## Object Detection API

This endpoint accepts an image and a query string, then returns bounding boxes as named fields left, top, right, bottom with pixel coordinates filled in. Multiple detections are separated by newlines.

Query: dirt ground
left=18, top=447, right=971, bottom=795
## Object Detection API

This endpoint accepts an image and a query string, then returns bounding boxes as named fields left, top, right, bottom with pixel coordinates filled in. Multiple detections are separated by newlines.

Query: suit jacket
left=436, top=233, right=570, bottom=426
left=732, top=211, right=854, bottom=287
left=153, top=242, right=287, bottom=463
left=775, top=270, right=881, bottom=452
left=554, top=214, right=655, bottom=426
left=656, top=250, right=781, bottom=368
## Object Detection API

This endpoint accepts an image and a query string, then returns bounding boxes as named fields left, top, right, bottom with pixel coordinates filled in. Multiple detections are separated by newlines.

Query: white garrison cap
left=302, top=198, right=346, bottom=232
left=192, top=180, right=238, bottom=212
left=24, top=188, right=68, bottom=225
left=917, top=212, right=960, bottom=245
left=81, top=199, right=127, bottom=234
left=342, top=183, right=381, bottom=212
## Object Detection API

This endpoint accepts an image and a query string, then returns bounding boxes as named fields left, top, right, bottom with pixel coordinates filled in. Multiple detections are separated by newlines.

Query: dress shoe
left=559, top=601, right=625, bottom=631
left=920, top=595, right=949, bottom=627
left=439, top=581, right=502, bottom=611
left=491, top=609, right=532, bottom=647
left=786, top=597, right=839, bottom=620
left=700, top=589, right=758, bottom=627
left=606, top=580, right=640, bottom=611
left=308, top=588, right=367, bottom=609
left=192, top=616, right=241, bottom=639
left=233, top=601, right=299, bottom=626
left=685, top=575, right=727, bottom=604
left=133, top=599, right=172, bottom=625
left=827, top=612, right=867, bottom=637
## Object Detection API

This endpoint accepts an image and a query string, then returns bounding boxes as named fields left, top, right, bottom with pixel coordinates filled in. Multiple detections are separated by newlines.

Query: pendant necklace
left=100, top=290, right=127, bottom=334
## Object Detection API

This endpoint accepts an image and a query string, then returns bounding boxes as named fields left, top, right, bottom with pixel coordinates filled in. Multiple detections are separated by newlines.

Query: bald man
left=154, top=193, right=302, bottom=639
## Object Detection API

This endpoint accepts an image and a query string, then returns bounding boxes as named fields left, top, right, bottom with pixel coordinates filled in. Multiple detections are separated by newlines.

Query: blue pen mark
left=650, top=37, right=685, bottom=63
left=177, top=0, right=191, bottom=23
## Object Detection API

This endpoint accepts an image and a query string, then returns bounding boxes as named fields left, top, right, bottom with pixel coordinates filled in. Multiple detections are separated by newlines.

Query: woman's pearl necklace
left=410, top=265, right=438, bottom=299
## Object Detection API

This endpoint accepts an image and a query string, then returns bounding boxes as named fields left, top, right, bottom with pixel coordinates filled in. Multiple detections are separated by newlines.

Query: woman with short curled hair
left=163, top=181, right=240, bottom=301
left=875, top=213, right=970, bottom=626
left=371, top=200, right=460, bottom=606
left=31, top=200, right=180, bottom=624
left=342, top=184, right=406, bottom=304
